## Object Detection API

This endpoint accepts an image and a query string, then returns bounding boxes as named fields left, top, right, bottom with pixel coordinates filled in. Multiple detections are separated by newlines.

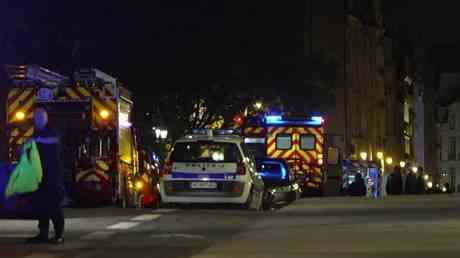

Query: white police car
left=159, top=129, right=265, bottom=210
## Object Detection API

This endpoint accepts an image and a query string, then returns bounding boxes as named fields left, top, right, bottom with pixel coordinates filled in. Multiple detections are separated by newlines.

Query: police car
left=159, top=129, right=265, bottom=209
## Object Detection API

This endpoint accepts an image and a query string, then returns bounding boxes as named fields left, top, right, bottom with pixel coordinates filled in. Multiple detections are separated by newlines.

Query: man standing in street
left=27, top=106, right=65, bottom=244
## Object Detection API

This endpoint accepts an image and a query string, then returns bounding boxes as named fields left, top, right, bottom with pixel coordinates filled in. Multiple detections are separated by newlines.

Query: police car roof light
left=213, top=129, right=241, bottom=135
left=191, top=129, right=211, bottom=136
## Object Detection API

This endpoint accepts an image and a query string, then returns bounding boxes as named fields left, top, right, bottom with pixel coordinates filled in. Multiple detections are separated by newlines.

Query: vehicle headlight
left=15, top=111, right=26, bottom=121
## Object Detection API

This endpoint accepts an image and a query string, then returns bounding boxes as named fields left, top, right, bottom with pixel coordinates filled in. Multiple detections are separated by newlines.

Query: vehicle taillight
left=237, top=161, right=246, bottom=175
left=161, top=161, right=172, bottom=177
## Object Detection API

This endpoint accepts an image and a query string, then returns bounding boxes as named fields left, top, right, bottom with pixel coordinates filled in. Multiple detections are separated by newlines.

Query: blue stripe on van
left=171, top=172, right=236, bottom=179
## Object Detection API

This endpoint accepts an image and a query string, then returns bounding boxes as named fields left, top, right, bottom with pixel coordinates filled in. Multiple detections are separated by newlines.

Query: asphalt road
left=2, top=194, right=460, bottom=258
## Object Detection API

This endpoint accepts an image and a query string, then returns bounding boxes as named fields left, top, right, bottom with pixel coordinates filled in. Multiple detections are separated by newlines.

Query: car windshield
left=170, top=141, right=242, bottom=163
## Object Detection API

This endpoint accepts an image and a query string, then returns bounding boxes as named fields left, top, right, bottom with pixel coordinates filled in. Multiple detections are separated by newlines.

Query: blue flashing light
left=265, top=115, right=283, bottom=124
left=264, top=115, right=324, bottom=126
left=311, top=116, right=324, bottom=124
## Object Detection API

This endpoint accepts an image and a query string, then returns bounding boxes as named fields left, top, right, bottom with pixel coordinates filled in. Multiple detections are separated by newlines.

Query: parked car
left=256, top=158, right=301, bottom=208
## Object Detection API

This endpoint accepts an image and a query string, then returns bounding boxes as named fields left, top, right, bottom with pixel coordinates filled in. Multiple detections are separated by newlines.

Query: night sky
left=1, top=1, right=459, bottom=110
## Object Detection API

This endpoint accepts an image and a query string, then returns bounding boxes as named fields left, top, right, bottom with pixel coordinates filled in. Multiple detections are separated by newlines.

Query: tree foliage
left=153, top=84, right=255, bottom=141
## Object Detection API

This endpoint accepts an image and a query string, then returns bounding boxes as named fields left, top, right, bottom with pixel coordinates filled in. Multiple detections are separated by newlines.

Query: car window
left=300, top=134, right=315, bottom=150
left=276, top=134, right=292, bottom=150
left=170, top=141, right=242, bottom=162
left=259, top=162, right=282, bottom=174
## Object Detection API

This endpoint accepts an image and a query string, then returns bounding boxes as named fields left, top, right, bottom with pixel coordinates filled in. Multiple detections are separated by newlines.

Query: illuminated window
left=404, top=102, right=410, bottom=123
left=404, top=136, right=411, bottom=155
left=300, top=134, right=316, bottom=150
left=276, top=134, right=292, bottom=150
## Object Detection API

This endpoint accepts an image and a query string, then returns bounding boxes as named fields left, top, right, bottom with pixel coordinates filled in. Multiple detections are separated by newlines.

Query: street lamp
left=160, top=129, right=168, bottom=139
left=155, top=128, right=161, bottom=139
left=386, top=157, right=393, bottom=165
left=412, top=166, right=418, bottom=174
left=254, top=101, right=263, bottom=110
left=360, top=152, right=368, bottom=161
left=400, top=161, right=406, bottom=168
left=376, top=152, right=383, bottom=160
left=427, top=181, right=433, bottom=189
left=423, top=174, right=429, bottom=181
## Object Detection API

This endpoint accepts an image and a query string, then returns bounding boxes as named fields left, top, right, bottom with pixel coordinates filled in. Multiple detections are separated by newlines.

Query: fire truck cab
left=3, top=65, right=157, bottom=208
left=242, top=114, right=326, bottom=196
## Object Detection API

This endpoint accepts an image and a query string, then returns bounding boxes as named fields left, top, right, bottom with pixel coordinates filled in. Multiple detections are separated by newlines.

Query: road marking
left=24, top=254, right=58, bottom=258
left=155, top=209, right=178, bottom=213
left=131, top=214, right=162, bottom=221
left=106, top=222, right=140, bottom=230
left=0, top=234, right=35, bottom=238
left=81, top=231, right=116, bottom=240
left=150, top=233, right=205, bottom=239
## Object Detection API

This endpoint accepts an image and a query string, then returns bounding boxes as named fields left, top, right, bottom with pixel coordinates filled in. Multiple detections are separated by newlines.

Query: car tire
left=243, top=187, right=263, bottom=211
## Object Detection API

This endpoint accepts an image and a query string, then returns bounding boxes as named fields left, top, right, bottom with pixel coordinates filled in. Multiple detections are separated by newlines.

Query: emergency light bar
left=213, top=129, right=241, bottom=135
left=5, top=65, right=69, bottom=87
left=191, top=129, right=211, bottom=135
left=189, top=129, right=241, bottom=137
left=264, top=115, right=324, bottom=126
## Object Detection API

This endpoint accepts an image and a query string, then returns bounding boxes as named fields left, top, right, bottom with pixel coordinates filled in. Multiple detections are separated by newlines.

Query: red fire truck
left=3, top=65, right=159, bottom=208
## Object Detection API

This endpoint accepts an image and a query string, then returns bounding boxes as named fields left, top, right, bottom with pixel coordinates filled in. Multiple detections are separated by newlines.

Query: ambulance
left=242, top=115, right=326, bottom=196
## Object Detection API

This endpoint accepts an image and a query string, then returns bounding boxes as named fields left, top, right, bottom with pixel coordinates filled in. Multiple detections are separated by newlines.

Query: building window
left=449, top=113, right=456, bottom=130
left=404, top=136, right=411, bottom=155
left=404, top=101, right=410, bottom=123
left=449, top=167, right=456, bottom=190
left=449, top=136, right=456, bottom=160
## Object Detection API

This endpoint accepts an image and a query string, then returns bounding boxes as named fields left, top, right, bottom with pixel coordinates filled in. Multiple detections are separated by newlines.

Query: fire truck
left=3, top=65, right=158, bottom=208
left=241, top=114, right=326, bottom=196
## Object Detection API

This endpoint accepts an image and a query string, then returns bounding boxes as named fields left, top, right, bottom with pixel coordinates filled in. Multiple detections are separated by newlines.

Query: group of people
left=386, top=165, right=426, bottom=195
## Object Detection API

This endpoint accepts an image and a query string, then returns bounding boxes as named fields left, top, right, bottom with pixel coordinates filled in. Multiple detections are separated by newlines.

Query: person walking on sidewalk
left=27, top=106, right=65, bottom=244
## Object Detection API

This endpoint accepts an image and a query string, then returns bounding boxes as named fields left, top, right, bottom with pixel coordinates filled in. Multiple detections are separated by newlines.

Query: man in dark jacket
left=27, top=106, right=65, bottom=244
left=416, top=167, right=426, bottom=194
left=405, top=169, right=418, bottom=194
left=349, top=173, right=367, bottom=196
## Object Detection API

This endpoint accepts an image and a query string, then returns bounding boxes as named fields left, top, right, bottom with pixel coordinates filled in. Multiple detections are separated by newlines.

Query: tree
left=151, top=83, right=255, bottom=141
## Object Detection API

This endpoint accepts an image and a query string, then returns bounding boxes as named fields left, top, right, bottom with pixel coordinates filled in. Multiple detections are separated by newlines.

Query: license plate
left=190, top=182, right=218, bottom=189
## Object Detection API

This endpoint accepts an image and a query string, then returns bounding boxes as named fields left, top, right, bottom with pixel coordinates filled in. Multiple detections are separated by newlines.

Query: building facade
left=439, top=101, right=460, bottom=192
left=307, top=0, right=416, bottom=169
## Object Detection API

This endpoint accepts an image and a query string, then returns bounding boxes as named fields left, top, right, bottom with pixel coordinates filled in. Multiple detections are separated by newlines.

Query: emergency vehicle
left=3, top=65, right=158, bottom=207
left=241, top=115, right=326, bottom=196
left=160, top=129, right=265, bottom=209
left=341, top=160, right=381, bottom=198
